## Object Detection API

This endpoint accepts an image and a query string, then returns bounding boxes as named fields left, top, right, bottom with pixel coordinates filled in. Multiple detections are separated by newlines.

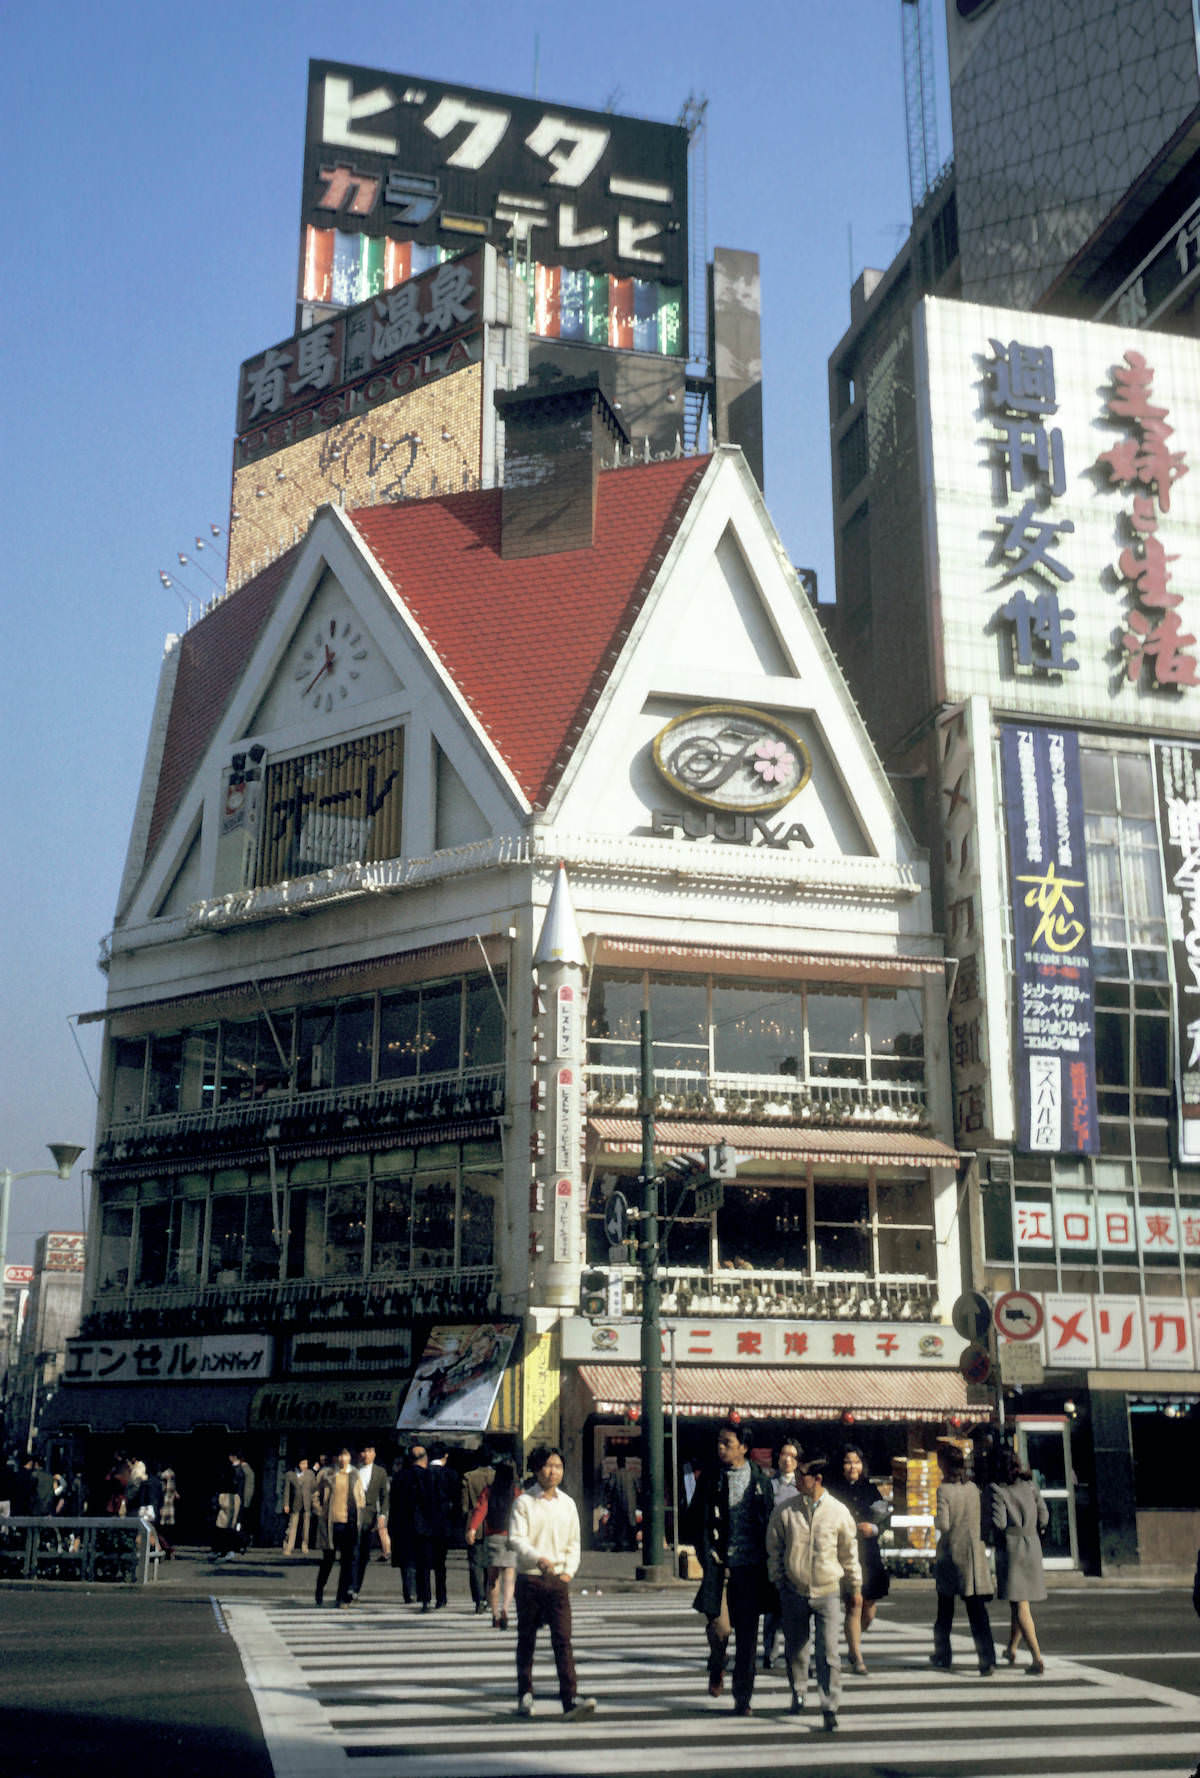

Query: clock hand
left=301, top=658, right=332, bottom=697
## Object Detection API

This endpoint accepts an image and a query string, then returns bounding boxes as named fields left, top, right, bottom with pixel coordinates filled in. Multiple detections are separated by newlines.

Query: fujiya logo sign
left=652, top=705, right=812, bottom=814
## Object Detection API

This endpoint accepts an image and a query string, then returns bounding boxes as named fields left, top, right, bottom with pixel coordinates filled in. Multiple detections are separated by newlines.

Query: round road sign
left=993, top=1289, right=1044, bottom=1342
left=951, top=1291, right=992, bottom=1342
left=958, top=1341, right=992, bottom=1385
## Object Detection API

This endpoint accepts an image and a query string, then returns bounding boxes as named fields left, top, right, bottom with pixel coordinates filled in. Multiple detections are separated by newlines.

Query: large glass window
left=587, top=970, right=926, bottom=1091
left=585, top=1169, right=935, bottom=1280
left=97, top=1203, right=133, bottom=1292
left=135, top=1198, right=170, bottom=1288
left=109, top=1038, right=146, bottom=1124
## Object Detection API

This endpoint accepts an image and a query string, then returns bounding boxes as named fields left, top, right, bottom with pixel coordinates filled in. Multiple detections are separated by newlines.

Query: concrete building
left=820, top=1, right=1200, bottom=1570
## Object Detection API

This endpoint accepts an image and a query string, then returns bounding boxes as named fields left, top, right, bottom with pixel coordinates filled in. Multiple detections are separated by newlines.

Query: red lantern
left=841, top=1411, right=855, bottom=1425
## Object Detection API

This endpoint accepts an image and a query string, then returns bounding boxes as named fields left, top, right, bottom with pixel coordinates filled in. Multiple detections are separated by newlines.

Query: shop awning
left=589, top=1118, right=963, bottom=1169
left=577, top=1364, right=986, bottom=1424
left=42, top=1381, right=259, bottom=1435
left=592, top=938, right=946, bottom=981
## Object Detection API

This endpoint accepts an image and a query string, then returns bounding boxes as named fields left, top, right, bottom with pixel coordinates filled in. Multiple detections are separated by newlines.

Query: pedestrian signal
left=579, top=1269, right=608, bottom=1318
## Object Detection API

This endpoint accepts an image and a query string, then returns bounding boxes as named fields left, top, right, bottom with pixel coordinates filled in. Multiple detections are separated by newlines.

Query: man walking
left=419, top=1441, right=461, bottom=1610
left=507, top=1445, right=595, bottom=1721
left=462, top=1446, right=496, bottom=1614
left=352, top=1444, right=391, bottom=1596
left=282, top=1457, right=317, bottom=1555
left=766, top=1454, right=861, bottom=1732
left=686, top=1419, right=775, bottom=1716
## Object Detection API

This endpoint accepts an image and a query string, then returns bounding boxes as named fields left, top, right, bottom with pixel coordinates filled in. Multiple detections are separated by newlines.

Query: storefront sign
left=992, top=1289, right=1195, bottom=1371
left=561, top=1316, right=950, bottom=1367
left=3, top=1266, right=34, bottom=1287
left=554, top=1068, right=578, bottom=1172
left=1013, top=1197, right=1199, bottom=1259
left=42, top=1232, right=86, bottom=1273
left=1154, top=740, right=1200, bottom=1162
left=652, top=706, right=812, bottom=815
left=63, top=1334, right=273, bottom=1384
left=238, top=249, right=484, bottom=461
left=287, top=1329, right=412, bottom=1373
left=251, top=1378, right=406, bottom=1429
left=520, top=1325, right=560, bottom=1453
left=553, top=1177, right=574, bottom=1264
left=1000, top=723, right=1098, bottom=1154
left=1097, top=193, right=1200, bottom=333
left=649, top=808, right=814, bottom=848
left=555, top=986, right=577, bottom=1059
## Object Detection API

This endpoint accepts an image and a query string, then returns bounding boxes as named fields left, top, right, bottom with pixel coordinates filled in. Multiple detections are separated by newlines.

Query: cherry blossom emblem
left=652, top=704, right=812, bottom=813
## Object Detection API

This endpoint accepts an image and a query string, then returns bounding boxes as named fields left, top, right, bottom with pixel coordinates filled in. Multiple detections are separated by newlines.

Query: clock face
left=293, top=614, right=373, bottom=713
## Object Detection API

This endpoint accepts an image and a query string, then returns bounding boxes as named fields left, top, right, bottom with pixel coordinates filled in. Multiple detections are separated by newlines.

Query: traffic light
left=579, top=1268, right=608, bottom=1318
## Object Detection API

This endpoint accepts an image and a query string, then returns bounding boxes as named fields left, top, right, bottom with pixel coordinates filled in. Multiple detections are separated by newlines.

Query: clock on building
left=293, top=614, right=374, bottom=713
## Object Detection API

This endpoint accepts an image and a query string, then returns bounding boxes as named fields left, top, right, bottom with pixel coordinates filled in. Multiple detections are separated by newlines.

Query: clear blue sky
left=1, top=0, right=946, bottom=1263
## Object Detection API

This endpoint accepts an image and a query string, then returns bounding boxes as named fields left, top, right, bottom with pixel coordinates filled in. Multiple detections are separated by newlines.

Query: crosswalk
left=220, top=1590, right=1200, bottom=1778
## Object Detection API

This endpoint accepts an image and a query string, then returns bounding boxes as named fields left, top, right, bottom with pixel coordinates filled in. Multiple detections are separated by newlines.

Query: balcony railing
left=83, top=1266, right=500, bottom=1338
left=98, top=1066, right=506, bottom=1162
left=585, top=1066, right=927, bottom=1127
left=591, top=1268, right=939, bottom=1321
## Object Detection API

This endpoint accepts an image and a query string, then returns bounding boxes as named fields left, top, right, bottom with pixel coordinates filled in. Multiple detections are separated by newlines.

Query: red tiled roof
left=146, top=547, right=299, bottom=860
left=350, top=455, right=710, bottom=805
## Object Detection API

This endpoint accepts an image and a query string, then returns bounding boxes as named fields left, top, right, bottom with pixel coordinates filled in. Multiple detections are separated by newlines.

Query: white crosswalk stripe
left=221, top=1592, right=1200, bottom=1778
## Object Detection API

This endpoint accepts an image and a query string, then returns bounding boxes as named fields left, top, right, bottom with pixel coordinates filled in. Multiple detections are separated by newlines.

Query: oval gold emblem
left=652, top=704, right=812, bottom=813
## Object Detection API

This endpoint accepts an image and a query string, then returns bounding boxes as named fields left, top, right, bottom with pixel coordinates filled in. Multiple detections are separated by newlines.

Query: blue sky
left=1, top=0, right=946, bottom=1263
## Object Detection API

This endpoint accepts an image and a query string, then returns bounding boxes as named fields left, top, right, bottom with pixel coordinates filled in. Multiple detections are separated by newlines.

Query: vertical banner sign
left=556, top=986, right=577, bottom=1059
left=1153, top=741, right=1200, bottom=1162
left=553, top=1178, right=574, bottom=1263
left=555, top=1067, right=578, bottom=1171
left=1000, top=724, right=1099, bottom=1154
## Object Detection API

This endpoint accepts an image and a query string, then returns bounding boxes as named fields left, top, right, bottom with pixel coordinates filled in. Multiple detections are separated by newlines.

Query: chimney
left=494, top=368, right=630, bottom=560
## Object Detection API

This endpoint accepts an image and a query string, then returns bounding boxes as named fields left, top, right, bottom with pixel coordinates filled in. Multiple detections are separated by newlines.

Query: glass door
left=1014, top=1414, right=1078, bottom=1569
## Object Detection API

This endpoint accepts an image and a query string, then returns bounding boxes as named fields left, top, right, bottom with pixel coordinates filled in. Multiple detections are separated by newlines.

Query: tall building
left=823, top=0, right=1200, bottom=1571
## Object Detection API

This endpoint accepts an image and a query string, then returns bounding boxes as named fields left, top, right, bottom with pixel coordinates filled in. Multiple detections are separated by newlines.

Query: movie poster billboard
left=1000, top=723, right=1099, bottom=1153
left=396, top=1323, right=518, bottom=1433
left=1153, top=740, right=1200, bottom=1162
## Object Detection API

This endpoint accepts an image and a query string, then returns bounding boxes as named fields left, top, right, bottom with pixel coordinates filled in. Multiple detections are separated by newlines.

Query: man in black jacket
left=350, top=1444, right=391, bottom=1598
left=413, top=1442, right=462, bottom=1610
left=685, top=1419, right=775, bottom=1716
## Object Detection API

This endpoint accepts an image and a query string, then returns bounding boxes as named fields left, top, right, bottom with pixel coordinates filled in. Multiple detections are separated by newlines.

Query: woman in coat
left=988, top=1445, right=1048, bottom=1673
left=466, top=1459, right=521, bottom=1628
left=830, top=1444, right=891, bottom=1675
left=931, top=1446, right=996, bottom=1675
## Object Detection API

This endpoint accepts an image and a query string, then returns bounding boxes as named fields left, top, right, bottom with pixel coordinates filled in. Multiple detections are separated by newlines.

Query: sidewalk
left=2, top=1542, right=1191, bottom=1598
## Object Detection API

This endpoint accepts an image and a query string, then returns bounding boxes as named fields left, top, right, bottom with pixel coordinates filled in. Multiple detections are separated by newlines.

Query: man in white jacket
left=507, top=1446, right=596, bottom=1721
left=766, top=1455, right=862, bottom=1731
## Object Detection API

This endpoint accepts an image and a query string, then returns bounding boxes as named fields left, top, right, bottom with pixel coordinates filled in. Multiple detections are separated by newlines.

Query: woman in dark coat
left=930, top=1446, right=996, bottom=1675
left=831, top=1444, right=891, bottom=1675
left=988, top=1445, right=1048, bottom=1673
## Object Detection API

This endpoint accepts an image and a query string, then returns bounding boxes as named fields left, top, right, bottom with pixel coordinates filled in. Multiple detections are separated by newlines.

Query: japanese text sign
left=1154, top=740, right=1200, bottom=1162
left=63, top=1333, right=273, bottom=1384
left=301, top=62, right=688, bottom=314
left=1000, top=723, right=1099, bottom=1154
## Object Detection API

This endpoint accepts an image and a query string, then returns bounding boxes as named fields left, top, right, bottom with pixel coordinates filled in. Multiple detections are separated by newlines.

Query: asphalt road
left=0, top=1561, right=1195, bottom=1778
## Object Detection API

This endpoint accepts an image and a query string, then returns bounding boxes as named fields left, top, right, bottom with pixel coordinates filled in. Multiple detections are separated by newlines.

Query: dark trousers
left=413, top=1534, right=449, bottom=1606
left=468, top=1536, right=488, bottom=1606
left=705, top=1564, right=762, bottom=1709
left=515, top=1572, right=578, bottom=1708
left=934, top=1589, right=996, bottom=1670
left=354, top=1521, right=380, bottom=1595
left=316, top=1521, right=358, bottom=1605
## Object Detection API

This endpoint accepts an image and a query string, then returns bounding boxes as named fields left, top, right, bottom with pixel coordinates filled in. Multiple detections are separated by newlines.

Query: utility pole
left=636, top=1009, right=668, bottom=1580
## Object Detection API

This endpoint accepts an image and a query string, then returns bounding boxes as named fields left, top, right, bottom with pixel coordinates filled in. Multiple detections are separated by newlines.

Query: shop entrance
left=1014, top=1414, right=1078, bottom=1569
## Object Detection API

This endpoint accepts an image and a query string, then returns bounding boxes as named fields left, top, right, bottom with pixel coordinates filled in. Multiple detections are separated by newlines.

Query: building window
left=587, top=970, right=924, bottom=1092
left=106, top=971, right=507, bottom=1127
left=587, top=1170, right=934, bottom=1281
left=256, top=726, right=405, bottom=886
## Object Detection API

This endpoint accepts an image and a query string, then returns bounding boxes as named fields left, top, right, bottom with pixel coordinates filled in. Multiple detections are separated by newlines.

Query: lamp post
left=636, top=1010, right=670, bottom=1582
left=0, top=1145, right=86, bottom=1359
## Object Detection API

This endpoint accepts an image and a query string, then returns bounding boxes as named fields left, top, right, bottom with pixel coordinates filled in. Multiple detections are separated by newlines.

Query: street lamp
left=0, top=1144, right=86, bottom=1323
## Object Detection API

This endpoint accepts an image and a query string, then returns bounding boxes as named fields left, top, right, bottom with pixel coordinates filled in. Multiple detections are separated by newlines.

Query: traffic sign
left=993, top=1290, right=1044, bottom=1342
left=998, top=1341, right=1045, bottom=1386
left=958, top=1341, right=992, bottom=1385
left=604, top=1190, right=629, bottom=1247
left=706, top=1142, right=740, bottom=1179
left=951, top=1291, right=992, bottom=1343
left=695, top=1178, right=725, bottom=1216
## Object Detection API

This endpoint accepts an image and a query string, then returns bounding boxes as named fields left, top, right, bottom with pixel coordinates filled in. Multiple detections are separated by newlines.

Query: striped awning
left=577, top=1363, right=985, bottom=1424
left=592, top=938, right=947, bottom=980
left=588, top=1118, right=963, bottom=1169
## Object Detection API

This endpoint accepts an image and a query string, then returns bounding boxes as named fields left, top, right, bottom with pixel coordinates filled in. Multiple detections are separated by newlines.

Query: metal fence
left=0, top=1516, right=161, bottom=1583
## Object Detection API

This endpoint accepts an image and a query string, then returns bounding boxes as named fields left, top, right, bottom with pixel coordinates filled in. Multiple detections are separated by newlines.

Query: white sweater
left=508, top=1484, right=581, bottom=1580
